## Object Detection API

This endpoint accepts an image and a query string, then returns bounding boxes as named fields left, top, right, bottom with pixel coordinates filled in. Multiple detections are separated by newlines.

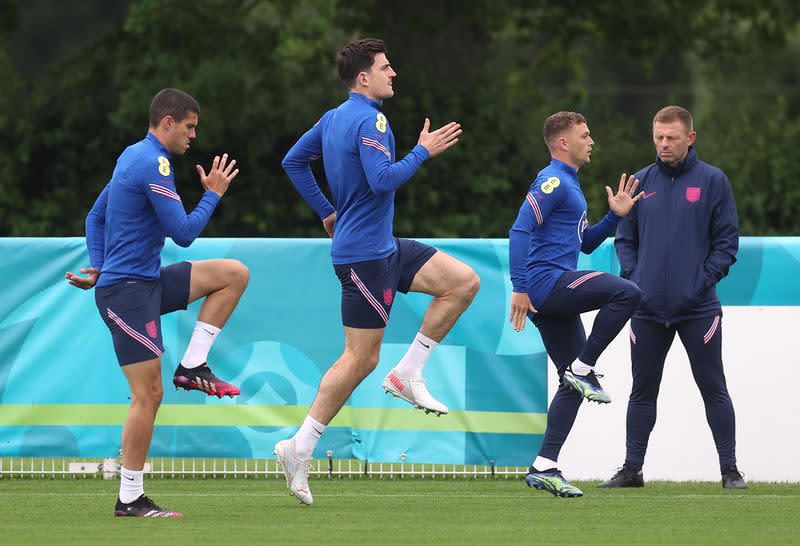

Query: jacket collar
left=550, top=158, right=579, bottom=179
left=348, top=91, right=382, bottom=110
left=656, top=146, right=697, bottom=177
left=145, top=132, right=171, bottom=157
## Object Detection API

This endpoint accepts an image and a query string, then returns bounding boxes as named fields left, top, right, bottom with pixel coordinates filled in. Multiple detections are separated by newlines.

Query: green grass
left=0, top=478, right=798, bottom=545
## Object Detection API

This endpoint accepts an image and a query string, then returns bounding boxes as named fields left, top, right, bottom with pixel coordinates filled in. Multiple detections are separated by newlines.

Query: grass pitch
left=0, top=478, right=797, bottom=545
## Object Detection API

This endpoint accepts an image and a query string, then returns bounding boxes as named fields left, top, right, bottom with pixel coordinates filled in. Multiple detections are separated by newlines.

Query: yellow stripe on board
left=0, top=404, right=546, bottom=435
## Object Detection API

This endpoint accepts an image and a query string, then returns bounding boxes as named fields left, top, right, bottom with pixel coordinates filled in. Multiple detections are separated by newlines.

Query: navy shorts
left=334, top=238, right=437, bottom=328
left=94, top=261, right=192, bottom=366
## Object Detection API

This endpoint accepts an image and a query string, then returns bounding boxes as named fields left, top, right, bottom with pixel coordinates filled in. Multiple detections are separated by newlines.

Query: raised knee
left=622, top=280, right=642, bottom=306
left=229, top=260, right=250, bottom=288
left=457, top=269, right=481, bottom=303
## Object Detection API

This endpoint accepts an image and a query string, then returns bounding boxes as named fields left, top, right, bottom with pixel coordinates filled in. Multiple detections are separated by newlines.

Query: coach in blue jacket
left=600, top=106, right=746, bottom=489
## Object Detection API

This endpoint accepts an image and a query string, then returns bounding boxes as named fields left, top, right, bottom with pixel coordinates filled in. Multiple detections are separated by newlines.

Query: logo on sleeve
left=375, top=113, right=388, bottom=133
left=541, top=177, right=560, bottom=194
left=157, top=156, right=171, bottom=176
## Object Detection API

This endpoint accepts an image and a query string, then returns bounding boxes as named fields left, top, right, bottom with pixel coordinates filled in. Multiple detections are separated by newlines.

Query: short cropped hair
left=653, top=106, right=693, bottom=131
left=149, top=88, right=200, bottom=128
left=336, top=38, right=387, bottom=88
left=543, top=111, right=587, bottom=150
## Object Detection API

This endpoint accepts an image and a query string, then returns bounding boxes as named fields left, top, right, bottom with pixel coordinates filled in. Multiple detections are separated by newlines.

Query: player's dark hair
left=149, top=88, right=200, bottom=128
left=336, top=38, right=387, bottom=88
left=543, top=111, right=587, bottom=150
left=653, top=105, right=694, bottom=132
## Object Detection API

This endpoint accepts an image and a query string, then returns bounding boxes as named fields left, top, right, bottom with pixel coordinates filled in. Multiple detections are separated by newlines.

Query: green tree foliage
left=1, top=0, right=799, bottom=236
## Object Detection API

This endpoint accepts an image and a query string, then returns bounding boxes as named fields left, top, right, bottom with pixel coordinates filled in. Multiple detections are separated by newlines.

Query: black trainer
left=721, top=465, right=747, bottom=489
left=114, top=495, right=183, bottom=517
left=598, top=464, right=644, bottom=488
left=173, top=362, right=241, bottom=398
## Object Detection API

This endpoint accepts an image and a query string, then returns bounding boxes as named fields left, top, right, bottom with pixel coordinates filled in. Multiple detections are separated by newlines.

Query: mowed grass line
left=0, top=479, right=797, bottom=545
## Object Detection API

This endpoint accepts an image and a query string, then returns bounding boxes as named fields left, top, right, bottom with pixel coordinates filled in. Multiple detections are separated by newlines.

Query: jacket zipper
left=664, top=176, right=674, bottom=328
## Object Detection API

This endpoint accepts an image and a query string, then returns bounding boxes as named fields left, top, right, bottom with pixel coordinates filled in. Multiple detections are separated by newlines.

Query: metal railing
left=0, top=456, right=526, bottom=479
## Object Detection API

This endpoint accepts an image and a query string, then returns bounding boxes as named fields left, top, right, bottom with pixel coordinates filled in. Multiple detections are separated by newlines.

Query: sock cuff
left=196, top=321, right=221, bottom=336
left=415, top=332, right=438, bottom=350
left=303, top=415, right=327, bottom=433
left=121, top=467, right=144, bottom=478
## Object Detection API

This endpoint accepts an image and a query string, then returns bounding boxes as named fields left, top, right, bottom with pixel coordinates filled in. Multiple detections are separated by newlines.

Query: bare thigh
left=188, top=258, right=249, bottom=303
left=408, top=250, right=477, bottom=297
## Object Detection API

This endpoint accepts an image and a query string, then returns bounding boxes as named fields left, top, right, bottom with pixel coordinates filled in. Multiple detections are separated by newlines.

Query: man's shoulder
left=124, top=140, right=173, bottom=184
left=328, top=101, right=385, bottom=131
left=633, top=162, right=658, bottom=180
left=529, top=166, right=567, bottom=197
left=694, top=159, right=727, bottom=181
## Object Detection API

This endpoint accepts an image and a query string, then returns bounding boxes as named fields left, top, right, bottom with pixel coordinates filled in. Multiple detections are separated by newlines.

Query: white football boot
left=382, top=369, right=449, bottom=416
left=274, top=438, right=313, bottom=505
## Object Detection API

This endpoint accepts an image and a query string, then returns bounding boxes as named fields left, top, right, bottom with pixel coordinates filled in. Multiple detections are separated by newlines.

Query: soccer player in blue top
left=279, top=38, right=479, bottom=505
left=508, top=111, right=643, bottom=497
left=600, top=106, right=745, bottom=489
left=65, top=89, right=249, bottom=517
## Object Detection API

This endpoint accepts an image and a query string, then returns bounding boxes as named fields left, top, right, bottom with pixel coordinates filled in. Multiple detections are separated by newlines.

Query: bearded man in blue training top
left=279, top=38, right=480, bottom=505
left=508, top=111, right=643, bottom=497
left=66, top=88, right=249, bottom=517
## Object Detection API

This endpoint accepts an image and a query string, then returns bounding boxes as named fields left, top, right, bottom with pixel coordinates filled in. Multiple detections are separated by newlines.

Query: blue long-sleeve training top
left=615, top=147, right=739, bottom=324
left=282, top=92, right=430, bottom=265
left=508, top=159, right=621, bottom=309
left=85, top=132, right=220, bottom=287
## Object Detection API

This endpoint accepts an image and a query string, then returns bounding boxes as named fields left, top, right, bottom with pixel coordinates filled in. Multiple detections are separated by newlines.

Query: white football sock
left=393, top=332, right=438, bottom=380
left=294, top=415, right=326, bottom=460
left=533, top=456, right=558, bottom=472
left=181, top=321, right=221, bottom=369
left=119, top=467, right=144, bottom=504
left=570, top=358, right=593, bottom=376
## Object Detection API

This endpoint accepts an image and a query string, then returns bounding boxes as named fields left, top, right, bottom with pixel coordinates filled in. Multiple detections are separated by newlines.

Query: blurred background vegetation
left=1, top=0, right=798, bottom=237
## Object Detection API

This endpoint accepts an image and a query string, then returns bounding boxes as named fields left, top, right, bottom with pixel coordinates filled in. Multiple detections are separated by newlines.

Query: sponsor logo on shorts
left=383, top=288, right=394, bottom=306
left=145, top=320, right=157, bottom=339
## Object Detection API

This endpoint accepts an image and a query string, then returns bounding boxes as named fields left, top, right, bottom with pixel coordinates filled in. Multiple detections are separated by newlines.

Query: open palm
left=606, top=173, right=643, bottom=217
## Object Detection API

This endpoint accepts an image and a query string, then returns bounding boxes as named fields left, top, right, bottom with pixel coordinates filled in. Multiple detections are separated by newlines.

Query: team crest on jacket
left=145, top=320, right=157, bottom=339
left=383, top=288, right=393, bottom=306
left=686, top=187, right=701, bottom=203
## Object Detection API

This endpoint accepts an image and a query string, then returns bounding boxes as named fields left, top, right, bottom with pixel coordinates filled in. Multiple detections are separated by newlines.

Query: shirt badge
left=541, top=177, right=560, bottom=194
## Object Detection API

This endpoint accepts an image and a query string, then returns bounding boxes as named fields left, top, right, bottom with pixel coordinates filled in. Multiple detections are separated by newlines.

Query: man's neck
left=351, top=88, right=382, bottom=103
left=551, top=153, right=581, bottom=172
left=149, top=128, right=171, bottom=152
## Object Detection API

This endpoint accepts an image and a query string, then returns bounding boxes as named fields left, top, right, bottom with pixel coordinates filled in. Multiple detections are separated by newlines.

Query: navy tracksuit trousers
left=625, top=315, right=737, bottom=470
left=529, top=270, right=641, bottom=462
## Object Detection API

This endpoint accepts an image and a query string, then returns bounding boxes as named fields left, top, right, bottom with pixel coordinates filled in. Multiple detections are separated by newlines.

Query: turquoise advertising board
left=0, top=237, right=797, bottom=464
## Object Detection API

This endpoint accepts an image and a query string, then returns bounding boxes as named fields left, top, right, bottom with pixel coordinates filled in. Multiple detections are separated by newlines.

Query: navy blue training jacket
left=614, top=147, right=739, bottom=325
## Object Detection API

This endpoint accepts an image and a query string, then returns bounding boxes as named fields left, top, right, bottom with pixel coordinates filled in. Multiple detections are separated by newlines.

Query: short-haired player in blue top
left=65, top=89, right=249, bottom=517
left=279, top=39, right=480, bottom=505
left=508, top=112, right=643, bottom=497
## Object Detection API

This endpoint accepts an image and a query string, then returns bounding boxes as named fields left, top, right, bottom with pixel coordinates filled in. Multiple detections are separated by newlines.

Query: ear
left=161, top=115, right=174, bottom=130
left=559, top=135, right=569, bottom=151
left=358, top=71, right=369, bottom=87
left=687, top=131, right=697, bottom=145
